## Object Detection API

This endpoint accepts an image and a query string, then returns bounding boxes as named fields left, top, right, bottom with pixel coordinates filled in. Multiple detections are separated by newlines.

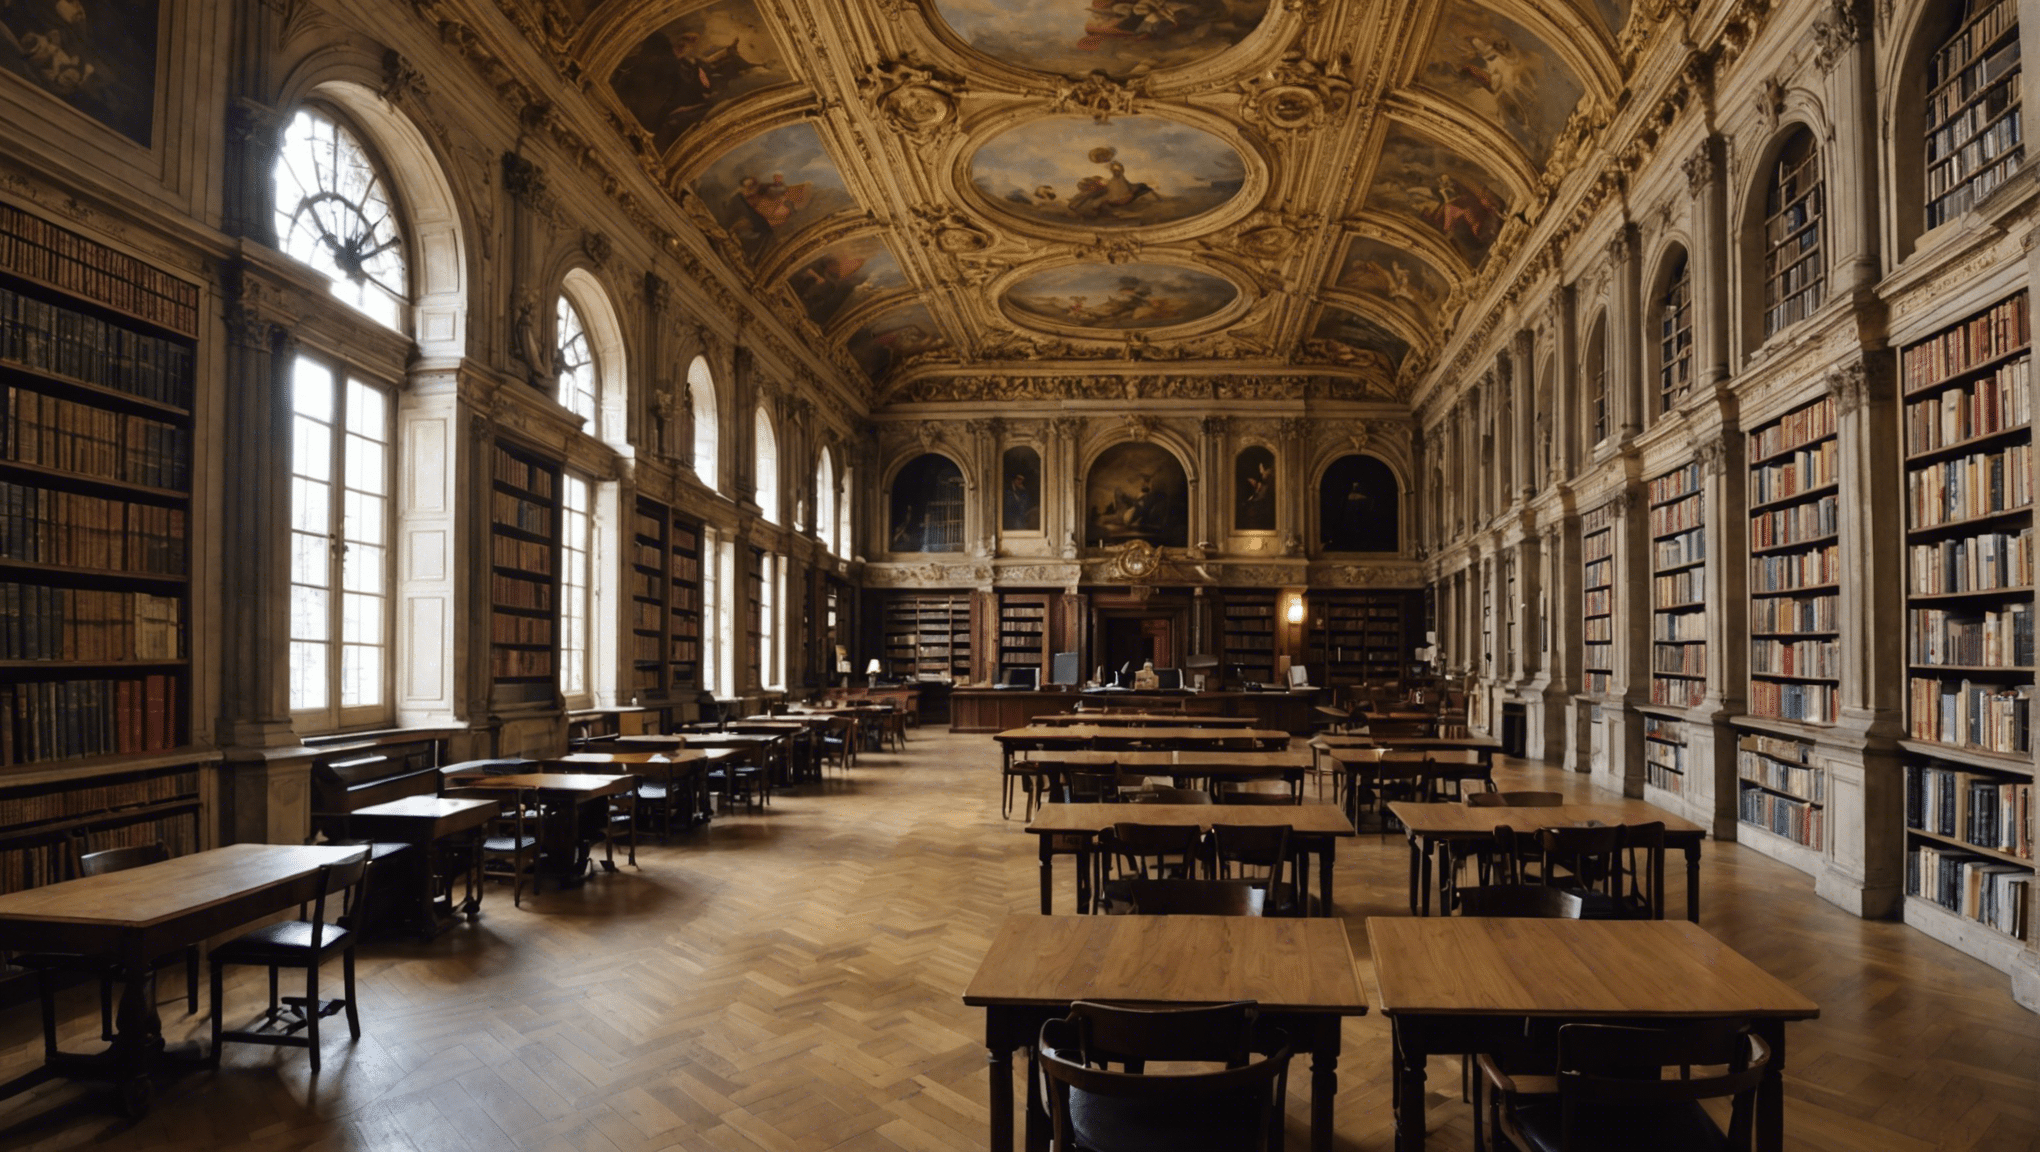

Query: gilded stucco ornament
left=1236, top=51, right=1355, bottom=136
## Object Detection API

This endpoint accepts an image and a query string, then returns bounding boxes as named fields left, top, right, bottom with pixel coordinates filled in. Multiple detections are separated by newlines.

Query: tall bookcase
left=1899, top=292, right=2035, bottom=959
left=489, top=441, right=560, bottom=706
left=1309, top=590, right=1421, bottom=686
left=880, top=592, right=971, bottom=682
left=1925, top=0, right=2024, bottom=231
left=671, top=514, right=702, bottom=691
left=1736, top=731, right=1826, bottom=854
left=629, top=497, right=668, bottom=698
left=1581, top=502, right=1617, bottom=697
left=1649, top=462, right=1708, bottom=709
left=746, top=547, right=764, bottom=689
left=997, top=592, right=1052, bottom=683
left=1220, top=592, right=1277, bottom=685
left=1746, top=395, right=1841, bottom=727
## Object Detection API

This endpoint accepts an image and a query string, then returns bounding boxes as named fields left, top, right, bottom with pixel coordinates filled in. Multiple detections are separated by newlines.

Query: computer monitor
left=1050, top=651, right=1080, bottom=686
left=1287, top=664, right=1311, bottom=688
left=1154, top=667, right=1183, bottom=690
left=1001, top=666, right=1040, bottom=690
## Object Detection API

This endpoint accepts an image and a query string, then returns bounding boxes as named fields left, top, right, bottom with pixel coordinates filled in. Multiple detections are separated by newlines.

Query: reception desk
left=950, top=688, right=1319, bottom=735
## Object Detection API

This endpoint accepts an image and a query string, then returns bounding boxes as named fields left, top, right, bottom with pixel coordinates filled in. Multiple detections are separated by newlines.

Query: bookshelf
left=746, top=547, right=764, bottom=689
left=0, top=759, right=206, bottom=894
left=671, top=513, right=702, bottom=691
left=880, top=592, right=971, bottom=682
left=489, top=441, right=560, bottom=706
left=1899, top=292, right=2035, bottom=954
left=1736, top=731, right=1826, bottom=855
left=1309, top=590, right=1422, bottom=687
left=1644, top=715, right=1687, bottom=795
left=0, top=208, right=196, bottom=767
left=997, top=592, right=1052, bottom=683
left=1649, top=461, right=1708, bottom=711
left=629, top=498, right=668, bottom=698
left=1925, top=0, right=2024, bottom=231
left=1746, top=395, right=1841, bottom=727
left=1220, top=592, right=1278, bottom=685
left=1762, top=132, right=1825, bottom=337
left=1581, top=502, right=1617, bottom=697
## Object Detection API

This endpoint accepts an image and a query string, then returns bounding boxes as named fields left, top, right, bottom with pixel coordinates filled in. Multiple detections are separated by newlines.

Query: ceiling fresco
left=562, top=0, right=1630, bottom=401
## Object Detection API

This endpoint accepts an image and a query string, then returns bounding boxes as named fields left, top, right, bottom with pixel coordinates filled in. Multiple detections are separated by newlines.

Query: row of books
left=1584, top=557, right=1613, bottom=589
left=1908, top=602, right=2034, bottom=668
left=1654, top=527, right=1705, bottom=570
left=1752, top=543, right=1839, bottom=593
left=0, top=674, right=181, bottom=765
left=632, top=541, right=664, bottom=572
left=1928, top=150, right=2025, bottom=230
left=1926, top=110, right=2024, bottom=197
left=0, top=205, right=201, bottom=335
left=1904, top=293, right=2030, bottom=393
left=1228, top=604, right=1278, bottom=618
left=491, top=612, right=551, bottom=646
left=1926, top=32, right=2022, bottom=128
left=1909, top=442, right=2034, bottom=527
left=1583, top=671, right=1612, bottom=695
left=1584, top=615, right=1613, bottom=642
left=493, top=446, right=556, bottom=499
left=0, top=765, right=198, bottom=830
left=490, top=534, right=553, bottom=575
left=1752, top=638, right=1839, bottom=680
left=631, top=635, right=660, bottom=662
left=1763, top=183, right=1821, bottom=248
left=1584, top=589, right=1612, bottom=617
left=1648, top=462, right=1703, bottom=507
left=1738, top=747, right=1825, bottom=801
left=0, top=483, right=185, bottom=574
left=0, top=584, right=181, bottom=661
left=1654, top=610, right=1706, bottom=641
left=0, top=288, right=194, bottom=410
left=1582, top=529, right=1615, bottom=563
left=1740, top=732, right=1812, bottom=762
left=1644, top=745, right=1686, bottom=793
left=1649, top=676, right=1706, bottom=707
left=1903, top=358, right=2029, bottom=455
left=493, top=492, right=552, bottom=538
left=1750, top=679, right=1838, bottom=725
left=490, top=572, right=550, bottom=611
left=1654, top=570, right=1702, bottom=608
left=1752, top=592, right=1838, bottom=635
left=1906, top=763, right=2033, bottom=858
left=1649, top=494, right=1701, bottom=537
left=1908, top=842, right=2030, bottom=940
left=1750, top=398, right=1837, bottom=461
left=1644, top=716, right=1687, bottom=745
left=1751, top=493, right=1839, bottom=552
left=489, top=648, right=553, bottom=678
left=2, top=385, right=190, bottom=490
left=1928, top=0, right=2017, bottom=90
left=1584, top=642, right=1614, bottom=672
left=1751, top=442, right=1837, bottom=505
left=1739, top=785, right=1825, bottom=848
left=1763, top=280, right=1826, bottom=340
left=1908, top=676, right=2030, bottom=753
left=1927, top=77, right=2020, bottom=164
left=1908, top=527, right=2032, bottom=594
left=631, top=601, right=663, bottom=631
left=1651, top=645, right=1705, bottom=675
left=1580, top=503, right=1620, bottom=535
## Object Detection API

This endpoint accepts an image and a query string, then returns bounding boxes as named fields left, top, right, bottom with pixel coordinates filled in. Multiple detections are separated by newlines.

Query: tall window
left=289, top=356, right=392, bottom=728
left=716, top=533, right=736, bottom=692
left=816, top=448, right=837, bottom=555
left=273, top=108, right=407, bottom=329
left=1586, top=318, right=1608, bottom=444
left=560, top=474, right=592, bottom=702
left=838, top=466, right=854, bottom=558
left=689, top=356, right=718, bottom=490
left=755, top=408, right=779, bottom=522
left=556, top=296, right=597, bottom=426
left=760, top=553, right=781, bottom=689
left=1658, top=254, right=1693, bottom=414
left=1762, top=130, right=1824, bottom=337
left=1926, top=0, right=2024, bottom=230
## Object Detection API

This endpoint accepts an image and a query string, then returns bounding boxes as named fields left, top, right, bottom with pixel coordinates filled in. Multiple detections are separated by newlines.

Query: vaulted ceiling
left=553, top=0, right=1632, bottom=405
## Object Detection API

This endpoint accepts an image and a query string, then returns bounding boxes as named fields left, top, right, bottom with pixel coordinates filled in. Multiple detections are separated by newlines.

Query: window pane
left=273, top=109, right=407, bottom=329
left=341, top=644, right=381, bottom=708
left=291, top=477, right=330, bottom=535
left=292, top=357, right=332, bottom=421
left=344, top=490, right=386, bottom=547
left=346, top=378, right=387, bottom=439
left=345, top=435, right=386, bottom=497
left=291, top=531, right=328, bottom=587
left=291, top=584, right=329, bottom=642
left=290, top=641, right=328, bottom=711
left=342, top=543, right=385, bottom=594
left=293, top=416, right=332, bottom=482
left=341, top=590, right=382, bottom=644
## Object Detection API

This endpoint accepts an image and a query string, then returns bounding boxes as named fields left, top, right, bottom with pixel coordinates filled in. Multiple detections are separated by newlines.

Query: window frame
left=556, top=295, right=598, bottom=428
left=271, top=103, right=410, bottom=331
left=690, top=356, right=719, bottom=491
left=1657, top=253, right=1693, bottom=415
left=755, top=408, right=779, bottom=524
left=559, top=472, right=594, bottom=708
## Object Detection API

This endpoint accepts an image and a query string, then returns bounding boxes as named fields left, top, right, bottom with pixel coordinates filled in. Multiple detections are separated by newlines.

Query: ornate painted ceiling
left=551, top=0, right=1634, bottom=405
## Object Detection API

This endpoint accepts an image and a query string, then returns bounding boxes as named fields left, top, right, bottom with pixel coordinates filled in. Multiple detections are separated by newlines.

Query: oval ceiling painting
left=971, top=116, right=1246, bottom=231
left=1003, top=263, right=1237, bottom=332
left=932, top=0, right=1270, bottom=77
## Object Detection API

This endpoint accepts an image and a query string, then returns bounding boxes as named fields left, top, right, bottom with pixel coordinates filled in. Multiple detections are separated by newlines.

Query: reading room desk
left=1023, top=801, right=1355, bottom=913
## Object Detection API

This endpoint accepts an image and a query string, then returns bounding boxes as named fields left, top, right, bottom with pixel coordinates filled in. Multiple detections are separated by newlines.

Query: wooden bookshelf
left=1220, top=592, right=1277, bottom=685
left=489, top=441, right=559, bottom=706
left=1581, top=502, right=1617, bottom=697
left=1736, top=730, right=1826, bottom=853
left=671, top=513, right=702, bottom=691
left=1900, top=292, right=2034, bottom=951
left=1746, top=395, right=1840, bottom=727
left=0, top=209, right=196, bottom=767
left=746, top=547, right=764, bottom=689
left=0, top=759, right=207, bottom=895
left=997, top=592, right=1052, bottom=682
left=1762, top=131, right=1825, bottom=337
left=1658, top=254, right=1694, bottom=414
left=1644, top=715, right=1687, bottom=795
left=1925, top=0, right=2024, bottom=231
left=880, top=592, right=971, bottom=682
left=629, top=497, right=668, bottom=698
left=1649, top=461, right=1707, bottom=712
left=1309, top=590, right=1421, bottom=687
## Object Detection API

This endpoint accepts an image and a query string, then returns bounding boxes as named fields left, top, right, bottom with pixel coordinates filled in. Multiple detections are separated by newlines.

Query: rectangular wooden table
left=964, top=913, right=1368, bottom=1152
left=556, top=749, right=730, bottom=828
left=442, top=772, right=638, bottom=879
left=1369, top=917, right=1818, bottom=1152
left=0, top=843, right=367, bottom=1114
left=994, top=725, right=1290, bottom=769
left=346, top=796, right=497, bottom=937
left=1024, top=801, right=1356, bottom=913
left=1029, top=712, right=1262, bottom=728
left=1387, top=800, right=1708, bottom=920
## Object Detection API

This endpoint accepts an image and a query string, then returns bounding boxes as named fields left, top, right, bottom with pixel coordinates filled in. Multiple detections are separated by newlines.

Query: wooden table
left=441, top=772, right=637, bottom=879
left=994, top=725, right=1290, bottom=770
left=1387, top=800, right=1708, bottom=920
left=346, top=796, right=497, bottom=937
left=1029, top=712, right=1262, bottom=728
left=963, top=913, right=1368, bottom=1152
left=0, top=843, right=366, bottom=1114
left=1025, top=802, right=1355, bottom=914
left=1368, top=917, right=1818, bottom=1152
left=556, top=749, right=728, bottom=829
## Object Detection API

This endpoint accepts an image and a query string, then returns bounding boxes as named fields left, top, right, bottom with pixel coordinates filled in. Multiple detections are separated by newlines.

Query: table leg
left=1753, top=1018, right=1786, bottom=1152
left=1391, top=1017, right=1427, bottom=1152
left=1685, top=841, right=1702, bottom=922
left=1075, top=843, right=1093, bottom=915
left=1418, top=836, right=1434, bottom=916
left=1433, top=840, right=1451, bottom=916
left=417, top=838, right=441, bottom=938
left=1036, top=835, right=1054, bottom=914
left=1024, top=1046, right=1047, bottom=1152
left=113, top=942, right=163, bottom=1116
left=1406, top=832, right=1422, bottom=915
left=1308, top=1017, right=1340, bottom=1152
left=986, top=1024, right=1013, bottom=1152
left=1317, top=842, right=1334, bottom=916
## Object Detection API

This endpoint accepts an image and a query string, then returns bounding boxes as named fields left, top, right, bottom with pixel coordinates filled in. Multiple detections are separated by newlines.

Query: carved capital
left=1696, top=435, right=1730, bottom=477
left=380, top=48, right=430, bottom=106
left=1825, top=360, right=1873, bottom=417
left=1681, top=141, right=1717, bottom=192
left=1812, top=0, right=1866, bottom=74
left=643, top=270, right=668, bottom=312
left=1050, top=415, right=1085, bottom=441
left=581, top=230, right=611, bottom=268
left=1202, top=414, right=1231, bottom=437
left=1276, top=416, right=1311, bottom=445
left=501, top=151, right=547, bottom=207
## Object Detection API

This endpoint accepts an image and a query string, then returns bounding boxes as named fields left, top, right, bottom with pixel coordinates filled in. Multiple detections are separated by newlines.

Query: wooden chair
left=1063, top=769, right=1124, bottom=805
left=1215, top=784, right=1300, bottom=806
left=708, top=761, right=766, bottom=812
left=1351, top=760, right=1427, bottom=834
left=1098, top=823, right=1204, bottom=913
left=1468, top=791, right=1565, bottom=808
left=209, top=850, right=369, bottom=1074
left=1208, top=824, right=1299, bottom=916
left=1609, top=821, right=1668, bottom=920
left=1449, top=793, right=1566, bottom=898
left=1125, top=785, right=1213, bottom=805
left=1111, top=878, right=1265, bottom=917
left=1534, top=824, right=1626, bottom=899
left=445, top=787, right=540, bottom=907
left=588, top=775, right=638, bottom=872
left=1457, top=884, right=1585, bottom=919
left=1483, top=1022, right=1771, bottom=1152
left=1037, top=1001, right=1293, bottom=1152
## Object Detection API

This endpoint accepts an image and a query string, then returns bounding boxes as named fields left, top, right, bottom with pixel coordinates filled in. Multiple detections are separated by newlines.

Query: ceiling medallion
left=911, top=204, right=994, bottom=254
left=1236, top=52, right=1355, bottom=135
left=967, top=114, right=1248, bottom=233
left=928, top=0, right=1273, bottom=79
left=861, top=58, right=966, bottom=144
left=999, top=262, right=1240, bottom=335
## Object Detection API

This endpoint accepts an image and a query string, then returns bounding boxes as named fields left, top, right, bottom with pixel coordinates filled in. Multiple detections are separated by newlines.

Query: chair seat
left=1507, top=1098, right=1729, bottom=1152
left=481, top=833, right=538, bottom=853
left=211, top=921, right=354, bottom=965
left=637, top=782, right=669, bottom=800
left=1069, top=1086, right=1266, bottom=1152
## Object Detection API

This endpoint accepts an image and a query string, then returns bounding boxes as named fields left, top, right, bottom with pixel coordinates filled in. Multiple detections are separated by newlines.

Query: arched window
left=1762, top=130, right=1824, bottom=337
left=816, top=447, right=837, bottom=554
left=755, top=408, right=779, bottom=523
left=689, top=355, right=718, bottom=490
left=1585, top=315, right=1608, bottom=445
left=556, top=295, right=597, bottom=426
left=1657, top=253, right=1693, bottom=415
left=1926, top=2, right=2023, bottom=230
left=273, top=107, right=407, bottom=329
left=838, top=466, right=854, bottom=558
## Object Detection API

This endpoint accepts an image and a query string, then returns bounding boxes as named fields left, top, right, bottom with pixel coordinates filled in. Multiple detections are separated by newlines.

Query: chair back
left=1617, top=821, right=1668, bottom=919
left=1468, top=791, right=1564, bottom=808
left=1215, top=785, right=1298, bottom=806
left=1039, top=1002, right=1292, bottom=1152
left=1126, top=785, right=1213, bottom=805
left=1115, top=878, right=1265, bottom=916
left=1457, top=884, right=1584, bottom=918
left=1536, top=824, right=1625, bottom=894
left=79, top=841, right=170, bottom=877
left=1208, top=824, right=1292, bottom=888
left=1556, top=1022, right=1770, bottom=1150
left=306, top=851, right=370, bottom=950
left=1104, top=822, right=1204, bottom=881
left=1064, top=769, right=1122, bottom=804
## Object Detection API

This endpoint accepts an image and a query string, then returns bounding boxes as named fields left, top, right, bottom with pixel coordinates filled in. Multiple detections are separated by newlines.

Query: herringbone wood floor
left=0, top=730, right=2035, bottom=1150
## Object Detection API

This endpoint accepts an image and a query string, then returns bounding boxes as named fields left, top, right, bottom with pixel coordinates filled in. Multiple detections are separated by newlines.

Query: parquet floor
left=0, top=730, right=2036, bottom=1150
